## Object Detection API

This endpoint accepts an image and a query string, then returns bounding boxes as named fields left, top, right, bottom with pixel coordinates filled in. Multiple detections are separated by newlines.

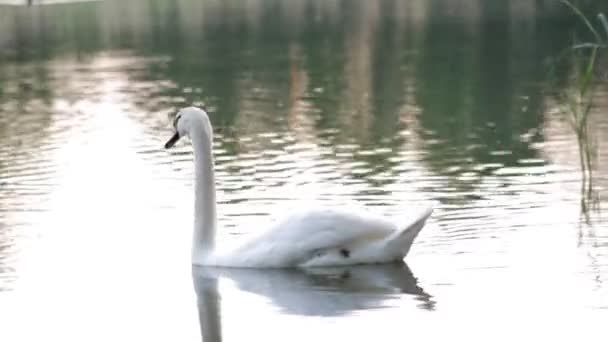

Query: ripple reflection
left=194, top=263, right=433, bottom=340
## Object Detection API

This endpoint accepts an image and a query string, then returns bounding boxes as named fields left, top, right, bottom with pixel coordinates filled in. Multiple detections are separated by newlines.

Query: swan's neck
left=191, top=126, right=216, bottom=259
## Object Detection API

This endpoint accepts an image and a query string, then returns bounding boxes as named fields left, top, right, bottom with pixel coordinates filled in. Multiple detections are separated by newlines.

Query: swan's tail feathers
left=387, top=206, right=433, bottom=258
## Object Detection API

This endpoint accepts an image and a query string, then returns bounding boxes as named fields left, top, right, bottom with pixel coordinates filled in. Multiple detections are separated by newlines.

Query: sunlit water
left=1, top=0, right=607, bottom=341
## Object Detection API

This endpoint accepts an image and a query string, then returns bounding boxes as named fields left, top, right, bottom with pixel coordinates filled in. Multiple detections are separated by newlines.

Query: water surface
left=0, top=0, right=607, bottom=341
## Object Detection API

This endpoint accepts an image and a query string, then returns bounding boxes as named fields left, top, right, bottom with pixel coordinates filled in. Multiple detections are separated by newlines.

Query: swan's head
left=165, top=107, right=213, bottom=149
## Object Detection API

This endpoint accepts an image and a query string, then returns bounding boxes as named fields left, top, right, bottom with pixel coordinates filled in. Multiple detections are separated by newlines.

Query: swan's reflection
left=193, top=263, right=434, bottom=341
left=195, top=275, right=223, bottom=342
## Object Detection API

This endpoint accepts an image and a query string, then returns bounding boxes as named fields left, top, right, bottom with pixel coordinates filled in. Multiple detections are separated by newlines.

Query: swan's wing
left=274, top=208, right=396, bottom=245
left=233, top=208, right=398, bottom=267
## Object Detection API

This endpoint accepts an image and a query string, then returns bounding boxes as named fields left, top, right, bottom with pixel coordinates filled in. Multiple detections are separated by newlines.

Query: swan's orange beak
left=165, top=132, right=180, bottom=149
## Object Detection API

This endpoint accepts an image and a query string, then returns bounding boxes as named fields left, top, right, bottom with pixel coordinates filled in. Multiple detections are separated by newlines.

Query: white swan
left=165, top=107, right=432, bottom=267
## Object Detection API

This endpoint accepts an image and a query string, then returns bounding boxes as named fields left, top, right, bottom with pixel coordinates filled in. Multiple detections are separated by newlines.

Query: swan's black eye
left=173, top=114, right=182, bottom=129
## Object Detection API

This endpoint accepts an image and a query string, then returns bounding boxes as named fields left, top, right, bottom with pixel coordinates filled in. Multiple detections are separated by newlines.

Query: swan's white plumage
left=208, top=206, right=432, bottom=267
left=167, top=107, right=433, bottom=268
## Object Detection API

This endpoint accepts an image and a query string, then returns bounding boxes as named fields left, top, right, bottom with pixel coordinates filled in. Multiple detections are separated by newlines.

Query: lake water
left=1, top=0, right=607, bottom=341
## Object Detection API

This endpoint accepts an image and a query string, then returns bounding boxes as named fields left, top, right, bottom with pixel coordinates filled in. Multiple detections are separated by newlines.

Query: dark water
left=0, top=0, right=607, bottom=341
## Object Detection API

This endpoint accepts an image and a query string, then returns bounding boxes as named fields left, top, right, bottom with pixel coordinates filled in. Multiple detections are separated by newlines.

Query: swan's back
left=208, top=206, right=432, bottom=268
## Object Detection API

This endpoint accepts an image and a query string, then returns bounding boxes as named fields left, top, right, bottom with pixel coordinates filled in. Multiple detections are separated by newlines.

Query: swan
left=165, top=107, right=432, bottom=267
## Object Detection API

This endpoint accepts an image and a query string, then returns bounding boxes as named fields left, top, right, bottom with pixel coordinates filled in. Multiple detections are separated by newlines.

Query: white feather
left=168, top=107, right=433, bottom=268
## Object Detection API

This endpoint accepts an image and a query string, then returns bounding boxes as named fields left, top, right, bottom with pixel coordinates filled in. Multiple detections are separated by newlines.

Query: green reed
left=560, top=1, right=606, bottom=132
left=557, top=1, right=607, bottom=213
